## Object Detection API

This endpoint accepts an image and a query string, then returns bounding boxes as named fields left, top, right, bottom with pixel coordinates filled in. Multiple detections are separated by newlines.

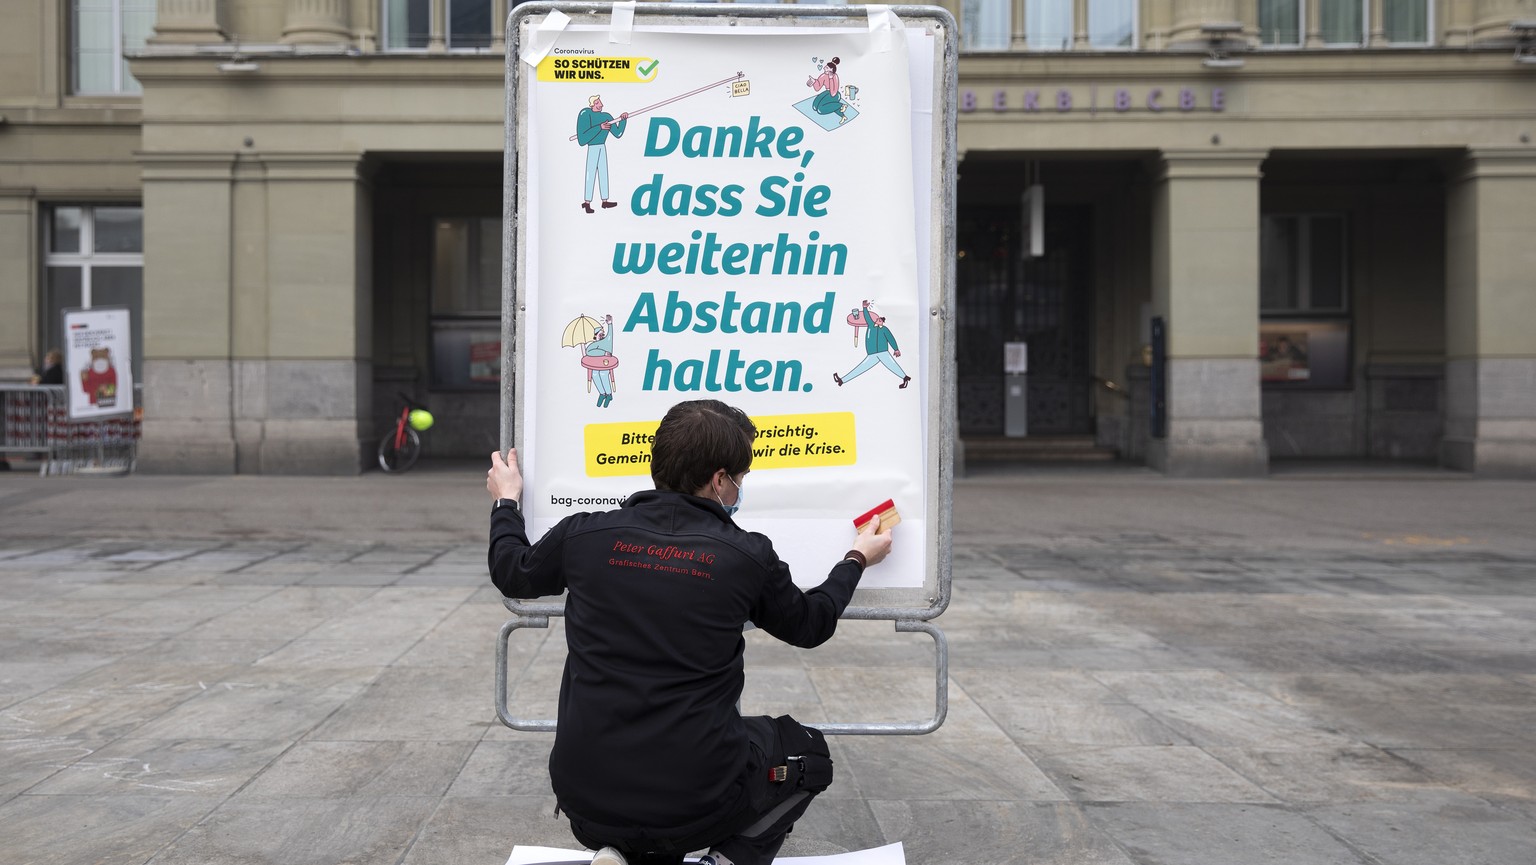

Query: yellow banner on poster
left=584, top=412, right=857, bottom=477
left=537, top=56, right=661, bottom=83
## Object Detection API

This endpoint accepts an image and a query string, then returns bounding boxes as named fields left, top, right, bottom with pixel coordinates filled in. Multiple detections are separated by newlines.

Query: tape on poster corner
left=865, top=5, right=905, bottom=53
left=521, top=9, right=571, bottom=68
left=609, top=1, right=636, bottom=45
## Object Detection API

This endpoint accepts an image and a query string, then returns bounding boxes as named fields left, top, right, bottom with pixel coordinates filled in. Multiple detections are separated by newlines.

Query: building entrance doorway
left=956, top=203, right=1093, bottom=435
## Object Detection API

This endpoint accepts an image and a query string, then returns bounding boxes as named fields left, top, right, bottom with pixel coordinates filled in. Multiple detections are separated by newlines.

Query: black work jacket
left=488, top=489, right=862, bottom=833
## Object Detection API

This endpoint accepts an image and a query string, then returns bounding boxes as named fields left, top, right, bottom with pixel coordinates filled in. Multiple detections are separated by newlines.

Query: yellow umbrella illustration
left=564, top=314, right=609, bottom=393
left=562, top=314, right=602, bottom=348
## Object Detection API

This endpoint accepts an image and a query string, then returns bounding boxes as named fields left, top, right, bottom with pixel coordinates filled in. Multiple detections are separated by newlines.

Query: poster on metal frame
left=504, top=3, right=955, bottom=606
left=62, top=306, right=134, bottom=421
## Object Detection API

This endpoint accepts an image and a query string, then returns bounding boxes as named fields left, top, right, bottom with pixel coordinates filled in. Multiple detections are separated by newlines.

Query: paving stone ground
left=1, top=464, right=1533, bottom=864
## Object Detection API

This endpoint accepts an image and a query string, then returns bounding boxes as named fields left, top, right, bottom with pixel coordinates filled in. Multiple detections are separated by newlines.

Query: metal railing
left=0, top=385, right=66, bottom=470
left=0, top=383, right=142, bottom=475
left=496, top=599, right=951, bottom=735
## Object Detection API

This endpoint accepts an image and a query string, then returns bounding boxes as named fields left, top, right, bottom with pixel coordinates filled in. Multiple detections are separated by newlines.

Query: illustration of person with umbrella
left=563, top=314, right=620, bottom=408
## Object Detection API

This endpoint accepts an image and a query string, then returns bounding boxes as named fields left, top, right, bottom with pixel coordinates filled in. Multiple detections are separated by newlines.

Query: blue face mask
left=717, top=475, right=745, bottom=516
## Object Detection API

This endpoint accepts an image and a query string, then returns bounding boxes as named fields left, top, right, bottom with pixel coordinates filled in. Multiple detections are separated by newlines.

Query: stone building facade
left=2, top=0, right=1533, bottom=475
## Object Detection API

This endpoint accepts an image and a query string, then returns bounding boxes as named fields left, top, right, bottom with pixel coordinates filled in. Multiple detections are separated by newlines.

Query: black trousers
left=565, top=716, right=830, bottom=865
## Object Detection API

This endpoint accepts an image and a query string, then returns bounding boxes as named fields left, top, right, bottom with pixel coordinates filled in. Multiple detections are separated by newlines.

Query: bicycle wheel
left=377, top=426, right=421, bottom=473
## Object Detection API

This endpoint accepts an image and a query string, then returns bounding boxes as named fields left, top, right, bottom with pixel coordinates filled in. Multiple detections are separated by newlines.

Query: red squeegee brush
left=853, top=499, right=901, bottom=532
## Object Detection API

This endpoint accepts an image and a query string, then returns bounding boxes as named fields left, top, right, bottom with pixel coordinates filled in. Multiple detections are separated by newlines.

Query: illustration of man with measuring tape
left=577, top=95, right=628, bottom=213
left=571, top=73, right=748, bottom=214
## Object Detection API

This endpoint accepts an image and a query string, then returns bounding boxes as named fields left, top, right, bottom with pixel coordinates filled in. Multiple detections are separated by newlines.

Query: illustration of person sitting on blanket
left=805, top=56, right=852, bottom=126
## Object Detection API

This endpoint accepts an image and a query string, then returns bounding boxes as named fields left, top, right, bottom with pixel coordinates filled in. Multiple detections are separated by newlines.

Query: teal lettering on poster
left=608, top=114, right=873, bottom=393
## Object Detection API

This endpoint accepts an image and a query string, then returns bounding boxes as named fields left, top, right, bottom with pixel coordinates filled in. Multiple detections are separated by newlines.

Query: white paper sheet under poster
left=505, top=842, right=906, bottom=865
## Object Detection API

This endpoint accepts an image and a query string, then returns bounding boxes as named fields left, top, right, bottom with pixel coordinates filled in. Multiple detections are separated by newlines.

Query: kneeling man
left=488, top=399, right=892, bottom=865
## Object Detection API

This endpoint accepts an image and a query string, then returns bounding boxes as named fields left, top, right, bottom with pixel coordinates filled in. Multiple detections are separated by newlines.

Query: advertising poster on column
left=518, top=16, right=936, bottom=591
left=63, top=307, right=134, bottom=421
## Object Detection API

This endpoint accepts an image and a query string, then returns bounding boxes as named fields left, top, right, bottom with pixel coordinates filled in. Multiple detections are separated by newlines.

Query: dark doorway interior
left=956, top=202, right=1093, bottom=435
left=371, top=156, right=503, bottom=458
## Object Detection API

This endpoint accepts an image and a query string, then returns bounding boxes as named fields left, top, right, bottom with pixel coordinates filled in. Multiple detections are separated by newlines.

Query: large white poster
left=520, top=20, right=933, bottom=590
left=63, top=307, right=134, bottom=421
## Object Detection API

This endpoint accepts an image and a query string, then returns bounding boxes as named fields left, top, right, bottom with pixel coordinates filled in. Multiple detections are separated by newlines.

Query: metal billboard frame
left=497, top=2, right=957, bottom=735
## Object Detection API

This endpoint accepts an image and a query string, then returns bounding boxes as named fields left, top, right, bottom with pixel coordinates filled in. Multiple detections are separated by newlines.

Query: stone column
left=1305, top=0, right=1325, bottom=46
left=137, top=153, right=372, bottom=475
left=136, top=154, right=238, bottom=473
left=1369, top=0, right=1388, bottom=45
left=0, top=190, right=36, bottom=379
left=1148, top=150, right=1269, bottom=477
left=149, top=0, right=229, bottom=44
left=1439, top=0, right=1471, bottom=47
left=1166, top=0, right=1242, bottom=48
left=351, top=0, right=379, bottom=52
left=428, top=0, right=447, bottom=52
left=491, top=0, right=509, bottom=52
left=1138, top=0, right=1170, bottom=50
left=282, top=0, right=351, bottom=45
left=1471, top=0, right=1536, bottom=45
left=254, top=155, right=372, bottom=474
left=1441, top=150, right=1536, bottom=477
left=230, top=156, right=270, bottom=474
left=1010, top=0, right=1028, bottom=49
left=1073, top=0, right=1090, bottom=48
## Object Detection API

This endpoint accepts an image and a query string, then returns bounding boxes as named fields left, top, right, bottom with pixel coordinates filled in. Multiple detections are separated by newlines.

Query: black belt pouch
left=770, top=714, right=834, bottom=793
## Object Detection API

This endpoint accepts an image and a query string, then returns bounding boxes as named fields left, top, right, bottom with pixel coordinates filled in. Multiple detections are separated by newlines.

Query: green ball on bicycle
left=408, top=409, right=435, bottom=431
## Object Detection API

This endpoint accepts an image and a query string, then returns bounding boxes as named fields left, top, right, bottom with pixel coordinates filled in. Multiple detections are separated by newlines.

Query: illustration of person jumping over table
left=834, top=300, right=911, bottom=389
left=806, top=56, right=848, bottom=124
left=585, top=315, right=618, bottom=408
left=576, top=95, right=628, bottom=213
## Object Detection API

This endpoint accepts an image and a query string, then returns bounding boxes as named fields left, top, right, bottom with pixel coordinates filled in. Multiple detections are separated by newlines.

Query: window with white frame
left=1087, top=0, right=1136, bottom=49
left=962, top=0, right=1011, bottom=51
left=72, top=0, right=156, bottom=95
left=1260, top=214, right=1348, bottom=314
left=961, top=1, right=1134, bottom=53
left=1258, top=0, right=1303, bottom=46
left=1260, top=1, right=1432, bottom=48
left=1026, top=0, right=1073, bottom=51
left=383, top=0, right=427, bottom=49
left=1319, top=0, right=1365, bottom=45
left=382, top=0, right=494, bottom=51
left=43, top=206, right=145, bottom=380
left=1383, top=0, right=1430, bottom=44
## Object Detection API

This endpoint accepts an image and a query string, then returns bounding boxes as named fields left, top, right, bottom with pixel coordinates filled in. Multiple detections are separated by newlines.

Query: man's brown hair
left=651, top=400, right=757, bottom=494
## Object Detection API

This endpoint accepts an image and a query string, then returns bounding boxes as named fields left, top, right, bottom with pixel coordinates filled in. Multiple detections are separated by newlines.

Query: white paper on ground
left=505, top=842, right=906, bottom=865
